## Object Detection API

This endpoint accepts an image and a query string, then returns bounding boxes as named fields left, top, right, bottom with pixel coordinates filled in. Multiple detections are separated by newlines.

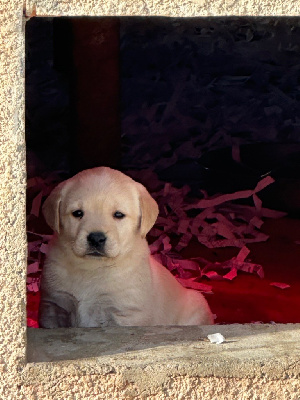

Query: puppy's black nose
left=87, top=232, right=107, bottom=249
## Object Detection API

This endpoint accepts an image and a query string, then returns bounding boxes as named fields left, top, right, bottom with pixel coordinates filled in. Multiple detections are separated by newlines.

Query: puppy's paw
left=38, top=301, right=72, bottom=328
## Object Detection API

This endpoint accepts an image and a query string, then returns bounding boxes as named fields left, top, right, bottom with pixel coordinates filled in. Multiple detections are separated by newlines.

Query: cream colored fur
left=38, top=167, right=213, bottom=328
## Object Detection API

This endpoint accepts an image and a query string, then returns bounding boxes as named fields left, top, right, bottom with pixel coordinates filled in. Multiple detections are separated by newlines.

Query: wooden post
left=70, top=18, right=121, bottom=171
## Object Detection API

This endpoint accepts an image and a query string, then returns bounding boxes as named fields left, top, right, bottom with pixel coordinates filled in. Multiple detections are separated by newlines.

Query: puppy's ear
left=42, top=183, right=64, bottom=234
left=137, top=183, right=159, bottom=238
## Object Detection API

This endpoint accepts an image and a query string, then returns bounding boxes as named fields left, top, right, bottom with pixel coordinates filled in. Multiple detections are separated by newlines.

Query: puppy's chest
left=62, top=269, right=110, bottom=301
left=59, top=267, right=148, bottom=325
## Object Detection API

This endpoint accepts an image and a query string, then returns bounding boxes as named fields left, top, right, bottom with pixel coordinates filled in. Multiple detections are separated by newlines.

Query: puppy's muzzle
left=87, top=232, right=107, bottom=256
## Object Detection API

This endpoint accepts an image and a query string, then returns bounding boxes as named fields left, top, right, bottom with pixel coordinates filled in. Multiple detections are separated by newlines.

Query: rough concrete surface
left=1, top=0, right=300, bottom=399
left=26, top=324, right=300, bottom=375
left=22, top=324, right=300, bottom=399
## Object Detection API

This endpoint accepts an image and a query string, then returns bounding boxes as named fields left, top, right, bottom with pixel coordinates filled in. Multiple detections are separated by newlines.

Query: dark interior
left=26, top=17, right=300, bottom=327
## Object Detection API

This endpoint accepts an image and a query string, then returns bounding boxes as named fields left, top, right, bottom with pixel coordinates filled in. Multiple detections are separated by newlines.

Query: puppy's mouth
left=85, top=251, right=106, bottom=258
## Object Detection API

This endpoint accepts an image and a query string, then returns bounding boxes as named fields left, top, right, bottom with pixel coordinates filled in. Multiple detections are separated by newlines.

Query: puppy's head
left=43, top=167, right=158, bottom=260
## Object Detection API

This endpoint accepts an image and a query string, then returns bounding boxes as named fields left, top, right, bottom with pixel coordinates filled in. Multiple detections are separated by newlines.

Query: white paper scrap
left=207, top=333, right=225, bottom=344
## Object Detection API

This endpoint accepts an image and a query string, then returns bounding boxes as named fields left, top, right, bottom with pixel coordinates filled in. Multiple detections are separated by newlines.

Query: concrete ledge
left=21, top=325, right=300, bottom=398
left=25, top=324, right=300, bottom=380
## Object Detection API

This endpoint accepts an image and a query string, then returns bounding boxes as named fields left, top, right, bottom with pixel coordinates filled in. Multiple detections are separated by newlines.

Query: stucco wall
left=1, top=1, right=300, bottom=399
left=0, top=0, right=27, bottom=398
left=25, top=0, right=300, bottom=18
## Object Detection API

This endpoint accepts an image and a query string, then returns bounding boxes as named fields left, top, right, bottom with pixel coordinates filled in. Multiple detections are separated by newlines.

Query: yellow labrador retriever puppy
left=39, top=167, right=213, bottom=328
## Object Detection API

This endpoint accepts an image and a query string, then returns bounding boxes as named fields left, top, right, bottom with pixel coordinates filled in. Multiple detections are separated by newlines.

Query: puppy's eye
left=72, top=210, right=84, bottom=219
left=113, top=211, right=125, bottom=219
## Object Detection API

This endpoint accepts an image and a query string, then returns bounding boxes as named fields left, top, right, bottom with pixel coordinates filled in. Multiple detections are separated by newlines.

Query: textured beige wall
left=0, top=0, right=27, bottom=399
left=25, top=0, right=300, bottom=17
left=0, top=0, right=300, bottom=398
left=19, top=376, right=300, bottom=400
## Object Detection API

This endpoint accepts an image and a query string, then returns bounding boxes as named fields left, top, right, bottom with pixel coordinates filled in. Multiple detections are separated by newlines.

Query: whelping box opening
left=25, top=16, right=300, bottom=364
